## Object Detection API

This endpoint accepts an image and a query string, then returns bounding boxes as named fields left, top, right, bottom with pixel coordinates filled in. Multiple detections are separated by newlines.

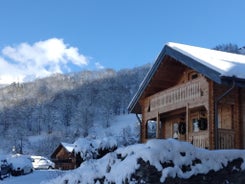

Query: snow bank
left=44, top=139, right=245, bottom=184
left=74, top=136, right=117, bottom=160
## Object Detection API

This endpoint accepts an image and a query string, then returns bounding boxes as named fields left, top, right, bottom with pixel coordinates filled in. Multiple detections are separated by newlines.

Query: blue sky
left=0, top=0, right=245, bottom=84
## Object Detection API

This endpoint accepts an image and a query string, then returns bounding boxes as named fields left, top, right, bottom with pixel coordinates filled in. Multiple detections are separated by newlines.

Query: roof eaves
left=221, top=76, right=245, bottom=88
left=164, top=45, right=222, bottom=84
left=50, top=144, right=63, bottom=158
left=127, top=46, right=167, bottom=113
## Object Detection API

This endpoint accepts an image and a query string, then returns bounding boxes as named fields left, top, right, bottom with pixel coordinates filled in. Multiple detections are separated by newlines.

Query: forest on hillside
left=0, top=64, right=151, bottom=156
left=0, top=43, right=244, bottom=157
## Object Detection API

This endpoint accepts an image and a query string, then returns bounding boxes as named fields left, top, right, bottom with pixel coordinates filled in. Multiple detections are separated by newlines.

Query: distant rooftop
left=61, top=142, right=75, bottom=153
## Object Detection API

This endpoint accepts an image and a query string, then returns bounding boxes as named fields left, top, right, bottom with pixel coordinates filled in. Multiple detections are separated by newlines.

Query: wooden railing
left=149, top=78, right=207, bottom=112
left=189, top=132, right=209, bottom=149
left=218, top=129, right=235, bottom=149
left=188, top=129, right=235, bottom=149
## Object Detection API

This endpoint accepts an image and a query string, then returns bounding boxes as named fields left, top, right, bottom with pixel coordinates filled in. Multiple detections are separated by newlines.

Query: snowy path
left=1, top=170, right=64, bottom=184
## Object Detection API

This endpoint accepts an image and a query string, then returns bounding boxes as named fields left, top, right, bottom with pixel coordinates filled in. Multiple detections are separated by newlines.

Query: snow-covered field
left=1, top=170, right=65, bottom=184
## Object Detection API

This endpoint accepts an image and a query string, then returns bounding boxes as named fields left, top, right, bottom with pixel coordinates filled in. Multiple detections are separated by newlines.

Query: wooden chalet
left=128, top=42, right=245, bottom=150
left=51, top=142, right=82, bottom=170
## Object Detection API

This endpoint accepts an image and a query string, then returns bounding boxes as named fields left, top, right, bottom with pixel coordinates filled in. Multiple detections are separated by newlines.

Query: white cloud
left=0, top=57, right=24, bottom=84
left=0, top=38, right=89, bottom=84
left=95, top=62, right=105, bottom=69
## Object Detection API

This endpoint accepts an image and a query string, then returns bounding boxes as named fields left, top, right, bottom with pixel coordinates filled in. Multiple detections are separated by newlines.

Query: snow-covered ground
left=0, top=114, right=139, bottom=184
left=45, top=139, right=245, bottom=184
left=1, top=114, right=245, bottom=183
left=1, top=170, right=65, bottom=184
left=1, top=139, right=245, bottom=184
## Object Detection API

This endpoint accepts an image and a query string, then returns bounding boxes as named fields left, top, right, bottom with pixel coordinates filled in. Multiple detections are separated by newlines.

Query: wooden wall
left=242, top=88, right=245, bottom=148
left=139, top=64, right=243, bottom=150
left=208, top=81, right=215, bottom=149
left=52, top=147, right=76, bottom=170
left=213, top=84, right=241, bottom=149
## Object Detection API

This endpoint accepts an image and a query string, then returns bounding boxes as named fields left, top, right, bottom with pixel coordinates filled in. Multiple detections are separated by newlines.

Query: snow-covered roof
left=61, top=142, right=75, bottom=153
left=167, top=42, right=245, bottom=79
left=51, top=142, right=75, bottom=158
left=128, top=42, right=245, bottom=113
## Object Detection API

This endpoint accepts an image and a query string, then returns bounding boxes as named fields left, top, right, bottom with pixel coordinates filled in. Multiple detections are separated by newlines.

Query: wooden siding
left=208, top=81, right=215, bottom=149
left=163, top=120, right=172, bottom=139
left=139, top=64, right=243, bottom=150
left=53, top=159, right=75, bottom=170
left=213, top=84, right=241, bottom=149
left=242, top=89, right=245, bottom=148
left=218, top=104, right=233, bottom=129
left=51, top=146, right=76, bottom=170
left=56, top=147, right=73, bottom=159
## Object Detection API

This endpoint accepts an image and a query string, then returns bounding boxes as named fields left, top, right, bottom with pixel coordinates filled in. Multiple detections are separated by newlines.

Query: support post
left=214, top=78, right=236, bottom=149
left=186, top=103, right=189, bottom=142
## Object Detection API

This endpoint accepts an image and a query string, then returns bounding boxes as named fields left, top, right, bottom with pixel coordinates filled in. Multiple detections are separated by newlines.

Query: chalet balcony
left=146, top=78, right=208, bottom=114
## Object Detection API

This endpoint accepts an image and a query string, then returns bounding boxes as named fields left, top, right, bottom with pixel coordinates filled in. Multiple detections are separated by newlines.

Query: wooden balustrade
left=148, top=78, right=206, bottom=112
left=188, top=129, right=235, bottom=149
left=189, top=132, right=209, bottom=149
left=218, top=129, right=235, bottom=149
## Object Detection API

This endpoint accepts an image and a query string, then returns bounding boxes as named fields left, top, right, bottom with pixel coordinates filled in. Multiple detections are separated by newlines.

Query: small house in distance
left=128, top=42, right=245, bottom=150
left=51, top=138, right=117, bottom=170
left=51, top=142, right=82, bottom=170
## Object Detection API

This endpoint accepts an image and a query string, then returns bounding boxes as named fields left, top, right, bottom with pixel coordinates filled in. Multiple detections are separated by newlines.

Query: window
left=173, top=123, right=179, bottom=139
left=190, top=108, right=208, bottom=132
left=192, top=118, right=200, bottom=132
left=146, top=120, right=157, bottom=139
left=188, top=71, right=199, bottom=81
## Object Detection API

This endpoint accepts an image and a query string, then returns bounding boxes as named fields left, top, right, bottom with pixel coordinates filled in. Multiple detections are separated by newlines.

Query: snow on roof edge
left=61, top=142, right=75, bottom=153
left=166, top=42, right=245, bottom=79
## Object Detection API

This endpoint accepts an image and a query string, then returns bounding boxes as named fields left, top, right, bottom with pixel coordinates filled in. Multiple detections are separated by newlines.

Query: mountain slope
left=0, top=65, right=150, bottom=155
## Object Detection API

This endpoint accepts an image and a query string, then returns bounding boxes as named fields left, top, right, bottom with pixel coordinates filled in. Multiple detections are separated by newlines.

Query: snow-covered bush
left=45, top=139, right=245, bottom=184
